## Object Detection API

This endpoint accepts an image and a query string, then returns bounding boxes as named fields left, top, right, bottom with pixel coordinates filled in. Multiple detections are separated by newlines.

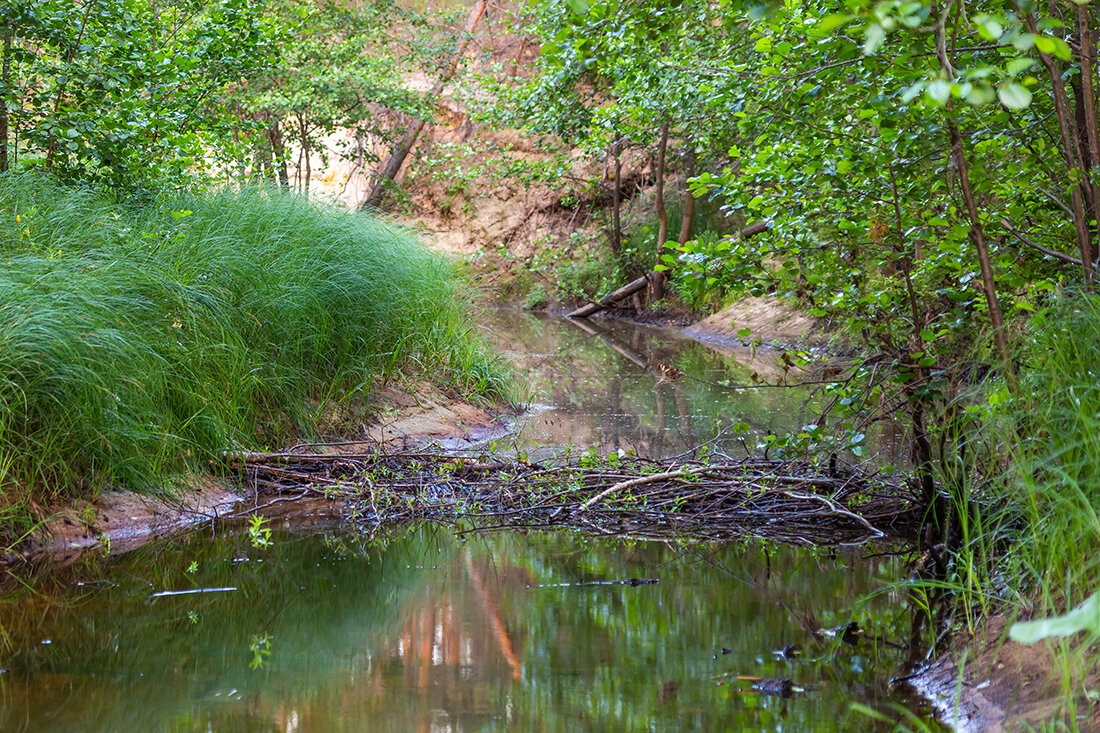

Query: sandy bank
left=20, top=383, right=510, bottom=567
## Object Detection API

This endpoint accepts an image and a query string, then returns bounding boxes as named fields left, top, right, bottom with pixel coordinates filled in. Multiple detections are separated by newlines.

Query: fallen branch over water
left=224, top=451, right=917, bottom=544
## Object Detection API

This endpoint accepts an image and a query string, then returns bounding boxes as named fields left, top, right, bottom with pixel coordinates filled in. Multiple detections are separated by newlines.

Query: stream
left=0, top=310, right=940, bottom=731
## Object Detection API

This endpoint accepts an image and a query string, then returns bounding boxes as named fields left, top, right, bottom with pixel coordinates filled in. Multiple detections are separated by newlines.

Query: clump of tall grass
left=996, top=294, right=1100, bottom=613
left=0, top=173, right=510, bottom=499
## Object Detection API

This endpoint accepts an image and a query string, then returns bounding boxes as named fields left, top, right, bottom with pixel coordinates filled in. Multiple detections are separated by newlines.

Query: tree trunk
left=360, top=0, right=488, bottom=210
left=254, top=124, right=272, bottom=184
left=610, top=139, right=623, bottom=253
left=269, top=121, right=289, bottom=190
left=651, top=123, right=670, bottom=301
left=678, top=141, right=697, bottom=246
left=938, top=5, right=1015, bottom=389
left=1078, top=6, right=1100, bottom=265
left=1029, top=13, right=1095, bottom=285
left=298, top=114, right=310, bottom=195
left=0, top=29, right=9, bottom=173
left=1072, top=74, right=1094, bottom=233
left=567, top=274, right=651, bottom=318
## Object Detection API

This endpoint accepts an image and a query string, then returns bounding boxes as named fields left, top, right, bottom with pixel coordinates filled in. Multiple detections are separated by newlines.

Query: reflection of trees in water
left=485, top=309, right=816, bottom=459
left=0, top=513, right=933, bottom=730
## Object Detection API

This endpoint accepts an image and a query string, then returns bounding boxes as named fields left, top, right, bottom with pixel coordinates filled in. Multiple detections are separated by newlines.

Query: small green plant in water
left=248, top=515, right=272, bottom=549
left=248, top=633, right=272, bottom=670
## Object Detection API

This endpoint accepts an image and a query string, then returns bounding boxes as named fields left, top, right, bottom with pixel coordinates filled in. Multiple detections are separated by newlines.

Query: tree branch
left=1000, top=218, right=1096, bottom=269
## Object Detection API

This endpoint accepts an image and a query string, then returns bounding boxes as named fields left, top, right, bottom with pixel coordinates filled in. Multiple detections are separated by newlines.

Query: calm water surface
left=0, top=525, right=930, bottom=731
left=0, top=310, right=934, bottom=731
left=476, top=310, right=906, bottom=464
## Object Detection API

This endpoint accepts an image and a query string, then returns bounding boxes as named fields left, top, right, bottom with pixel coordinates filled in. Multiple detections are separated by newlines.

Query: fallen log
left=567, top=221, right=771, bottom=319
left=567, top=273, right=651, bottom=318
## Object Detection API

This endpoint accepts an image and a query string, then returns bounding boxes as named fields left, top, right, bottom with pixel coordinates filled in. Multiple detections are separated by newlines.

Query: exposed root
left=224, top=450, right=918, bottom=544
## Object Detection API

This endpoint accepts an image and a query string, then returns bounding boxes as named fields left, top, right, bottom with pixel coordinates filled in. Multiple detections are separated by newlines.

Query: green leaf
left=1034, top=35, right=1057, bottom=55
left=863, top=23, right=886, bottom=55
left=973, top=15, right=1002, bottom=41
left=816, top=14, right=850, bottom=33
left=900, top=82, right=925, bottom=103
left=1009, top=593, right=1100, bottom=643
left=998, top=82, right=1033, bottom=110
left=1013, top=33, right=1036, bottom=51
left=925, top=80, right=951, bottom=106
left=1005, top=57, right=1036, bottom=76
left=754, top=37, right=772, bottom=53
left=965, top=84, right=996, bottom=106
left=561, top=0, right=589, bottom=16
left=1050, top=37, right=1072, bottom=60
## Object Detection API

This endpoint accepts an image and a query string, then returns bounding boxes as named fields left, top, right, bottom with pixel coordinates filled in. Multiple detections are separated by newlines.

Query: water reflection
left=479, top=309, right=822, bottom=460
left=0, top=525, right=938, bottom=731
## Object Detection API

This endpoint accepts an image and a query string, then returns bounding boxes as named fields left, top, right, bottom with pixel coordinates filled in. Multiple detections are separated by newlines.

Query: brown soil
left=685, top=296, right=825, bottom=348
left=21, top=382, right=508, bottom=567
left=907, top=617, right=1100, bottom=731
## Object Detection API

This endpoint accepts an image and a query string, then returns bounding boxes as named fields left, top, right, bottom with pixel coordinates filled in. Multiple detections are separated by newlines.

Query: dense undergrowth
left=904, top=294, right=1100, bottom=723
left=992, top=296, right=1100, bottom=617
left=0, top=174, right=510, bottom=512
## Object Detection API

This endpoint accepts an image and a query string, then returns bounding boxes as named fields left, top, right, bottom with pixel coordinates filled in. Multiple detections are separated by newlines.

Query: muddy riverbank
left=19, top=380, right=512, bottom=567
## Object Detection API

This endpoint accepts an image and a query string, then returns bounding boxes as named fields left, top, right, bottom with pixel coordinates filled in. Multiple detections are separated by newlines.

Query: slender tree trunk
left=298, top=114, right=310, bottom=195
left=269, top=120, right=289, bottom=189
left=510, top=37, right=527, bottom=77
left=651, top=123, right=670, bottom=301
left=0, top=29, right=10, bottom=173
left=1078, top=6, right=1100, bottom=264
left=253, top=118, right=272, bottom=184
left=1029, top=13, right=1095, bottom=285
left=937, top=4, right=1014, bottom=387
left=677, top=141, right=697, bottom=246
left=610, top=139, right=623, bottom=253
left=360, top=0, right=487, bottom=210
left=1072, top=75, right=1095, bottom=234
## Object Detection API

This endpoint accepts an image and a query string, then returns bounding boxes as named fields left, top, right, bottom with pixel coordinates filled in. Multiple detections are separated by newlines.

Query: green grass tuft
left=1000, top=294, right=1100, bottom=612
left=0, top=173, right=511, bottom=500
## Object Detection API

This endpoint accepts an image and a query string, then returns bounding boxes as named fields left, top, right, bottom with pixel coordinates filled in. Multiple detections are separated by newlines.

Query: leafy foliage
left=0, top=0, right=280, bottom=188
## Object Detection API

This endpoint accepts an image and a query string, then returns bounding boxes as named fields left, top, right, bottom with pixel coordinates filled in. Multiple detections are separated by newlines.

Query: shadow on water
left=0, top=524, right=941, bottom=731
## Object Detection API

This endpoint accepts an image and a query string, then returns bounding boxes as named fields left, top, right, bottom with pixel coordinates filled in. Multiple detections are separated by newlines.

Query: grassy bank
left=999, top=296, right=1100, bottom=615
left=917, top=294, right=1100, bottom=726
left=0, top=174, right=509, bottom=516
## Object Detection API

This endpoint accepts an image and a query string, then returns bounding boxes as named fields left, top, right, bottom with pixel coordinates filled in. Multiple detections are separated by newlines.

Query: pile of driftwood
left=224, top=450, right=916, bottom=544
